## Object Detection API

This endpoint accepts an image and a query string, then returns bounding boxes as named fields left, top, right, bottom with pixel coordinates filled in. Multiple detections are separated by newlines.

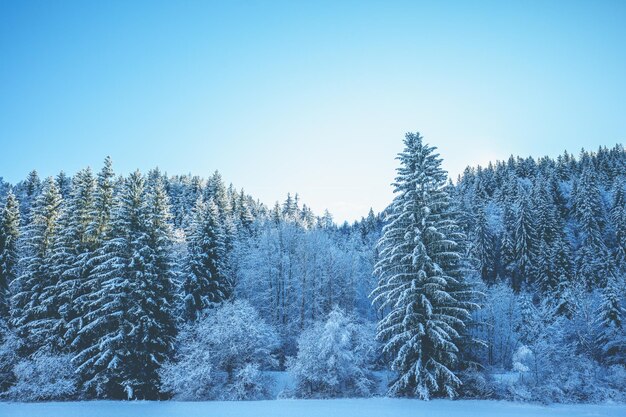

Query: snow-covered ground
left=0, top=399, right=624, bottom=417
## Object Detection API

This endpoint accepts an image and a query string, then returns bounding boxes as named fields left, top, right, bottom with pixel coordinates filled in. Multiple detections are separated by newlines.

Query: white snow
left=0, top=399, right=624, bottom=417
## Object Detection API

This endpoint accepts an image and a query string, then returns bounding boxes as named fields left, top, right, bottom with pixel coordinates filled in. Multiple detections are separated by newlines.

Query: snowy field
left=1, top=399, right=624, bottom=417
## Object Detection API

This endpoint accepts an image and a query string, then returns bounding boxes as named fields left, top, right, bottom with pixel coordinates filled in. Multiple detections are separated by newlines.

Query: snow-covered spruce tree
left=55, top=171, right=72, bottom=199
left=11, top=178, right=63, bottom=354
left=24, top=170, right=41, bottom=198
left=499, top=202, right=516, bottom=281
left=68, top=158, right=116, bottom=370
left=183, top=197, right=229, bottom=321
left=512, top=191, right=537, bottom=291
left=20, top=170, right=41, bottom=223
left=573, top=166, right=612, bottom=289
left=532, top=178, right=573, bottom=297
left=596, top=275, right=625, bottom=365
left=235, top=189, right=254, bottom=234
left=205, top=170, right=230, bottom=220
left=48, top=167, right=96, bottom=350
left=141, top=179, right=178, bottom=358
left=371, top=132, right=480, bottom=399
left=73, top=171, right=176, bottom=399
left=86, top=156, right=115, bottom=243
left=471, top=204, right=495, bottom=284
left=611, top=177, right=626, bottom=265
left=0, top=191, right=20, bottom=319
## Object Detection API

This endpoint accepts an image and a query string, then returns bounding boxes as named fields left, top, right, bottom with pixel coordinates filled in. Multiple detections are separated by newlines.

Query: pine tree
left=68, top=158, right=116, bottom=357
left=517, top=295, right=542, bottom=345
left=0, top=192, right=20, bottom=319
left=499, top=202, right=516, bottom=281
left=55, top=171, right=72, bottom=198
left=73, top=171, right=176, bottom=399
left=11, top=178, right=63, bottom=353
left=371, top=132, right=479, bottom=399
left=183, top=197, right=228, bottom=320
left=86, top=156, right=115, bottom=243
left=236, top=189, right=254, bottom=234
left=512, top=191, right=537, bottom=291
left=611, top=177, right=626, bottom=265
left=596, top=275, right=625, bottom=365
left=546, top=233, right=574, bottom=316
left=573, top=167, right=612, bottom=288
left=141, top=176, right=178, bottom=394
left=471, top=204, right=495, bottom=283
left=283, top=193, right=298, bottom=220
left=49, top=168, right=96, bottom=350
left=532, top=179, right=571, bottom=295
left=24, top=170, right=41, bottom=198
left=21, top=169, right=41, bottom=222
left=205, top=171, right=229, bottom=220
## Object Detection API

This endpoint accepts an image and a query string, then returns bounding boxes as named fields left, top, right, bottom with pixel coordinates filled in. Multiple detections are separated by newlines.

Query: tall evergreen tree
left=69, top=158, right=116, bottom=364
left=596, top=275, right=625, bottom=365
left=471, top=204, right=495, bottom=283
left=0, top=192, right=20, bottom=318
left=24, top=170, right=41, bottom=199
left=512, top=191, right=537, bottom=291
left=183, top=197, right=228, bottom=320
left=611, top=177, right=626, bottom=265
left=532, top=179, right=571, bottom=295
left=74, top=171, right=176, bottom=399
left=55, top=171, right=72, bottom=199
left=205, top=171, right=229, bottom=220
left=10, top=178, right=63, bottom=353
left=235, top=189, right=254, bottom=234
left=20, top=169, right=41, bottom=222
left=573, top=167, right=612, bottom=288
left=49, top=168, right=96, bottom=349
left=372, top=132, right=479, bottom=399
left=87, top=156, right=115, bottom=243
left=499, top=201, right=516, bottom=281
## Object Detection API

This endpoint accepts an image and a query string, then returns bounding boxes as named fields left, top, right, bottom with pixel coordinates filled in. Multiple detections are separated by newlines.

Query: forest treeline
left=0, top=136, right=624, bottom=403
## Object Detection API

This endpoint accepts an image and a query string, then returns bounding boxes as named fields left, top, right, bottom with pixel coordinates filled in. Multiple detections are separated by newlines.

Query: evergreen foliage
left=372, top=132, right=479, bottom=399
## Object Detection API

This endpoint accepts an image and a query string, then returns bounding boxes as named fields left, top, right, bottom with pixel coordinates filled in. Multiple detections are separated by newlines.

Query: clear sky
left=1, top=1, right=625, bottom=222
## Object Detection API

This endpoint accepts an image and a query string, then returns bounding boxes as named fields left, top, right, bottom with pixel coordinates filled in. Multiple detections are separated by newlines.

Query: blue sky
left=1, top=1, right=625, bottom=222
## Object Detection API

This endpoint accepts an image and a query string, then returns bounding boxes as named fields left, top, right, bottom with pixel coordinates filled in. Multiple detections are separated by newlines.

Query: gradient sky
left=1, top=1, right=625, bottom=222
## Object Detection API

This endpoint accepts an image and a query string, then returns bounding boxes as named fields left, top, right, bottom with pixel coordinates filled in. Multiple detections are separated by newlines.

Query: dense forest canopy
left=0, top=137, right=624, bottom=402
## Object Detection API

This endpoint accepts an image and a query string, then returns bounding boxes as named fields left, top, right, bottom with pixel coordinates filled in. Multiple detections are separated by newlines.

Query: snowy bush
left=495, top=307, right=626, bottom=404
left=222, top=363, right=273, bottom=400
left=512, top=345, right=533, bottom=375
left=289, top=307, right=377, bottom=398
left=457, top=367, right=496, bottom=399
left=159, top=351, right=218, bottom=400
left=160, top=300, right=279, bottom=400
left=6, top=351, right=77, bottom=401
left=0, top=320, right=18, bottom=393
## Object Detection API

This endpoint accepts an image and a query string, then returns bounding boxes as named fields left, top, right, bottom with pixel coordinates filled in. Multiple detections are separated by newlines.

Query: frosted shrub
left=160, top=352, right=217, bottom=400
left=161, top=300, right=278, bottom=400
left=289, top=307, right=377, bottom=398
left=458, top=367, right=496, bottom=399
left=222, top=363, right=273, bottom=400
left=0, top=320, right=18, bottom=393
left=512, top=345, right=533, bottom=375
left=498, top=310, right=626, bottom=404
left=6, top=352, right=77, bottom=401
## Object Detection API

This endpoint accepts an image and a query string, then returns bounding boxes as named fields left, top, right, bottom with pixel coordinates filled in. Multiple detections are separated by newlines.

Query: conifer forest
left=0, top=133, right=624, bottom=404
